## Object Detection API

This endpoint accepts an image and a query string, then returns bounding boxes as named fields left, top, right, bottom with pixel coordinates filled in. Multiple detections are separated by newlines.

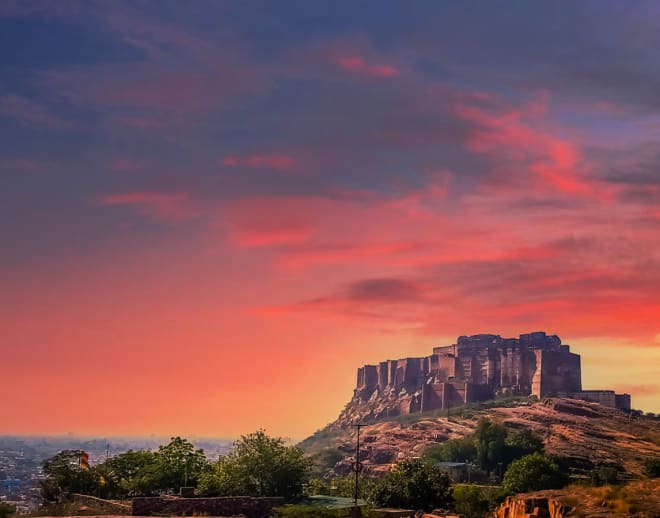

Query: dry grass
left=553, top=479, right=659, bottom=517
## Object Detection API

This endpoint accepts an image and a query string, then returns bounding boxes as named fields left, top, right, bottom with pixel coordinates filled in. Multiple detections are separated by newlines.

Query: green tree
left=154, top=437, right=207, bottom=492
left=368, top=459, right=452, bottom=512
left=198, top=430, right=310, bottom=501
left=452, top=485, right=491, bottom=518
left=474, top=419, right=507, bottom=472
left=505, top=429, right=544, bottom=459
left=423, top=438, right=477, bottom=464
left=41, top=450, right=101, bottom=501
left=101, top=450, right=159, bottom=497
left=502, top=453, right=567, bottom=493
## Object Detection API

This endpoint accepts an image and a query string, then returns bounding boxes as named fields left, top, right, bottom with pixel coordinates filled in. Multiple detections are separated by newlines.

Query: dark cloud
left=346, top=278, right=427, bottom=302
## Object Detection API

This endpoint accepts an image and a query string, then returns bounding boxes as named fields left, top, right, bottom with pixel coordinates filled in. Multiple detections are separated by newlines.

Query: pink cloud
left=336, top=56, right=365, bottom=72
left=96, top=191, right=199, bottom=222
left=224, top=196, right=320, bottom=248
left=234, top=228, right=313, bottom=248
left=453, top=96, right=612, bottom=199
left=367, top=64, right=398, bottom=78
left=334, top=55, right=399, bottom=78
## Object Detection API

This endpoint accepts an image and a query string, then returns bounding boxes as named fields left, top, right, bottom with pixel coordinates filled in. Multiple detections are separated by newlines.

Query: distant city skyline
left=1, top=1, right=659, bottom=437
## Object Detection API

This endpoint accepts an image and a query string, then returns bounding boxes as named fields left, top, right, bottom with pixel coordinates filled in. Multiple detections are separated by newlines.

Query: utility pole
left=350, top=423, right=366, bottom=514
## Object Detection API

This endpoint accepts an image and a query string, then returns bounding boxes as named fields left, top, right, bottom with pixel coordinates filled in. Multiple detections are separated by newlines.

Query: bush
left=452, top=485, right=490, bottom=518
left=421, top=420, right=544, bottom=476
left=643, top=457, right=660, bottom=478
left=310, top=448, right=344, bottom=477
left=368, top=459, right=452, bottom=512
left=305, top=475, right=374, bottom=499
left=589, top=464, right=620, bottom=486
left=503, top=453, right=567, bottom=493
left=0, top=503, right=15, bottom=518
left=423, top=438, right=477, bottom=464
left=452, top=484, right=509, bottom=518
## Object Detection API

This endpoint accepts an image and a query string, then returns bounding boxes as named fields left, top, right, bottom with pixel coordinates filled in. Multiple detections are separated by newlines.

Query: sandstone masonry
left=353, top=332, right=630, bottom=419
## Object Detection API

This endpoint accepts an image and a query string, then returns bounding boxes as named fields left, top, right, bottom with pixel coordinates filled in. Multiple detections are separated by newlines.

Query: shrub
left=452, top=485, right=491, bottom=518
left=589, top=464, right=620, bottom=486
left=368, top=459, right=452, bottom=512
left=643, top=457, right=660, bottom=478
left=310, top=448, right=344, bottom=477
left=453, top=484, right=509, bottom=517
left=423, top=438, right=477, bottom=464
left=503, top=453, right=568, bottom=493
left=0, top=503, right=15, bottom=518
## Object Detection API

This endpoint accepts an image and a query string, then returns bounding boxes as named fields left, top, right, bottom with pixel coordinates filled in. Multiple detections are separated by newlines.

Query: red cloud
left=96, top=191, right=199, bottom=222
left=234, top=228, right=313, bottom=248
left=454, top=97, right=612, bottom=199
left=224, top=196, right=319, bottom=248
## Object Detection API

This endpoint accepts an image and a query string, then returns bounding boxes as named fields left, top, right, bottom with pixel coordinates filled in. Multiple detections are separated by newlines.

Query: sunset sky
left=1, top=1, right=659, bottom=439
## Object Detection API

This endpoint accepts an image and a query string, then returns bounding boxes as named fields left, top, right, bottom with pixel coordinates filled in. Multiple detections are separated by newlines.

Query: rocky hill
left=492, top=478, right=660, bottom=517
left=301, top=397, right=660, bottom=478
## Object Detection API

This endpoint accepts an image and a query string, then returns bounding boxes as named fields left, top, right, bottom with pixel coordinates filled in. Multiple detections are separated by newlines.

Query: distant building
left=353, top=332, right=631, bottom=418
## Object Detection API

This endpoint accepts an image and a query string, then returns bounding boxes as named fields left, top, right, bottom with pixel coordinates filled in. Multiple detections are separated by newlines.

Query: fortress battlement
left=353, top=332, right=630, bottom=419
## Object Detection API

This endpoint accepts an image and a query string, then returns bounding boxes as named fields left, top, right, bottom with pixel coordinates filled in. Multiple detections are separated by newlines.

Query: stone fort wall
left=354, top=332, right=630, bottom=414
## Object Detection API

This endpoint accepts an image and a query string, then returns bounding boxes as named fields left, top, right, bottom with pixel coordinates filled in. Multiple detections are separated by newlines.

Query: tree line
left=41, top=420, right=657, bottom=516
left=41, top=431, right=308, bottom=502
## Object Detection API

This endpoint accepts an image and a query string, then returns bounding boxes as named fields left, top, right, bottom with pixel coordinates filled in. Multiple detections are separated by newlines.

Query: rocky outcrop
left=301, top=398, right=660, bottom=478
left=491, top=479, right=660, bottom=518
left=493, top=495, right=572, bottom=518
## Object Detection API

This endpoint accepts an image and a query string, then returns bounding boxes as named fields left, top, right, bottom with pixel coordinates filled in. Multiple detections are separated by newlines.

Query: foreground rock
left=492, top=478, right=659, bottom=517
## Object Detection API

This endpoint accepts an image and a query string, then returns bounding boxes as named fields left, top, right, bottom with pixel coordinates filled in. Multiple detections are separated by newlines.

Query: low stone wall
left=131, top=496, right=284, bottom=518
left=71, top=493, right=131, bottom=514
left=371, top=509, right=415, bottom=518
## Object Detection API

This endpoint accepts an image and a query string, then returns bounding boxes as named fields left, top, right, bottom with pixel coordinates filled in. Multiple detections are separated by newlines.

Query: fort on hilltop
left=354, top=332, right=631, bottom=418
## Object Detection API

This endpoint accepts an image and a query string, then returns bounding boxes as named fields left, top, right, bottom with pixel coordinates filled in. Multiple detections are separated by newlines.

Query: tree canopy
left=422, top=419, right=545, bottom=476
left=41, top=450, right=100, bottom=501
left=198, top=430, right=310, bottom=502
left=41, top=437, right=208, bottom=500
left=368, top=459, right=452, bottom=512
left=502, top=453, right=567, bottom=493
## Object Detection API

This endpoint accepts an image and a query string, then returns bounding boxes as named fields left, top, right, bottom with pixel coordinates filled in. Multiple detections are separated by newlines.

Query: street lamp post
left=350, top=423, right=366, bottom=518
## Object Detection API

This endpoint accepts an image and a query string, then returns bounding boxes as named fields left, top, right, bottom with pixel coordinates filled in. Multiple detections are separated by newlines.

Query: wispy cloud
left=96, top=191, right=199, bottom=222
